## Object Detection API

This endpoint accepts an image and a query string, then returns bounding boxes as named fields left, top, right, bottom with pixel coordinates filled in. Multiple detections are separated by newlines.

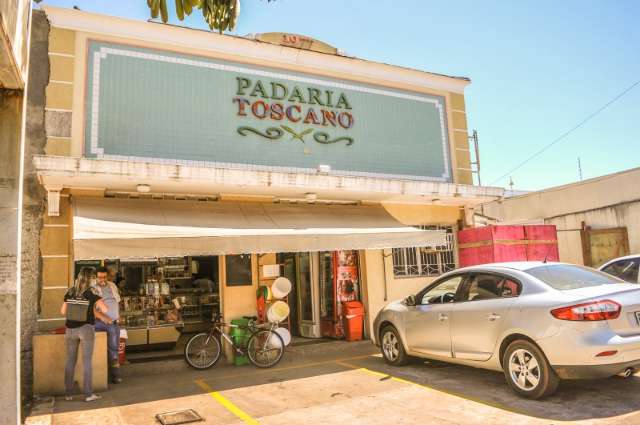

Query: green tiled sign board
left=85, top=41, right=452, bottom=181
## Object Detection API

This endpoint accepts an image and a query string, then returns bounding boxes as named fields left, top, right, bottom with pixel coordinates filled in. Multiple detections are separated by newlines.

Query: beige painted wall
left=382, top=203, right=461, bottom=226
left=38, top=193, right=72, bottom=331
left=221, top=254, right=259, bottom=321
left=483, top=168, right=640, bottom=223
left=361, top=249, right=437, bottom=339
left=220, top=254, right=259, bottom=363
left=44, top=27, right=75, bottom=156
left=0, top=0, right=31, bottom=88
left=33, top=332, right=107, bottom=395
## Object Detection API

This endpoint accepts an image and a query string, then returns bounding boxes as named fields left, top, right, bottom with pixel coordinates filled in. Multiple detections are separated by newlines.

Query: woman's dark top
left=64, top=288, right=102, bottom=328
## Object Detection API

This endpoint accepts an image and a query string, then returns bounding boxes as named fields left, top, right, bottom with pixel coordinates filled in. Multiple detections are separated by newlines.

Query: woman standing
left=60, top=267, right=107, bottom=402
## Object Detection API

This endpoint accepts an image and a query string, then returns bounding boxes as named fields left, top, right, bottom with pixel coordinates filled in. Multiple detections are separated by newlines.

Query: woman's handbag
left=65, top=286, right=90, bottom=322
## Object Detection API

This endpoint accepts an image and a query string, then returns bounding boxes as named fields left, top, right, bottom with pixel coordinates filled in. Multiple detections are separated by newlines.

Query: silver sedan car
left=372, top=262, right=640, bottom=399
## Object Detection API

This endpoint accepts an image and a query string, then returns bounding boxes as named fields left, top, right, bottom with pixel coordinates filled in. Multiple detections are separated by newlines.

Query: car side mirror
left=405, top=295, right=416, bottom=306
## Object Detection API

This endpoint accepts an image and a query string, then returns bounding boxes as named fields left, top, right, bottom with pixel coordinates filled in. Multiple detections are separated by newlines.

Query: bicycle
left=184, top=314, right=285, bottom=369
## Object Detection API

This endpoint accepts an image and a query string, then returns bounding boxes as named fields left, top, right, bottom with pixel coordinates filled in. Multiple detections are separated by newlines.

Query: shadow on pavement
left=51, top=340, right=640, bottom=423
left=349, top=355, right=640, bottom=422
left=51, top=341, right=378, bottom=415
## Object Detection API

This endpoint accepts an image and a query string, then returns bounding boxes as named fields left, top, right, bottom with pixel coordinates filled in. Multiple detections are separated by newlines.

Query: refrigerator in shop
left=319, top=250, right=360, bottom=338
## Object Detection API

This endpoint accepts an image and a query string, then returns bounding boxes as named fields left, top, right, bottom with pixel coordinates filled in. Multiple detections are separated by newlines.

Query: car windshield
left=526, top=264, right=625, bottom=290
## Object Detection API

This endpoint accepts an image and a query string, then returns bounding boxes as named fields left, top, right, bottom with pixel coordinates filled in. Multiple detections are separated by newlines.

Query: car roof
left=454, top=261, right=574, bottom=273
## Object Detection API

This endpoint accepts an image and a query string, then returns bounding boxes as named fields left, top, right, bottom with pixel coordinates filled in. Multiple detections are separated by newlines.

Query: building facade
left=28, top=5, right=502, bottom=389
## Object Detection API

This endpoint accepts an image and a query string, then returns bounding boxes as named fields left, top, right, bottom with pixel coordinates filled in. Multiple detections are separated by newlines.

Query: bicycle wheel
left=184, top=332, right=221, bottom=369
left=246, top=329, right=284, bottom=368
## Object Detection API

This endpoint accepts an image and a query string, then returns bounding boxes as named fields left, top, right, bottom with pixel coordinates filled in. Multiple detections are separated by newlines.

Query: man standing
left=93, top=266, right=123, bottom=384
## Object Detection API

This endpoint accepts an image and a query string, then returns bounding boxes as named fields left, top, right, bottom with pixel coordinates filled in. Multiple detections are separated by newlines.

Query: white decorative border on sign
left=88, top=43, right=451, bottom=182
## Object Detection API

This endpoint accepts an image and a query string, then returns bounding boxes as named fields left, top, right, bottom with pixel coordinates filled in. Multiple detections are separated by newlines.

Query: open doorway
left=276, top=251, right=361, bottom=340
left=278, top=253, right=299, bottom=337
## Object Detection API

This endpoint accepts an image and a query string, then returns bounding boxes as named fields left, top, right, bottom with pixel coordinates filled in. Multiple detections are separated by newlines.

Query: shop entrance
left=74, top=256, right=221, bottom=351
left=277, top=251, right=361, bottom=339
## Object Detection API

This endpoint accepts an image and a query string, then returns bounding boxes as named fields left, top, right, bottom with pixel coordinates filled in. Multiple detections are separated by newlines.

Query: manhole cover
left=155, top=409, right=203, bottom=425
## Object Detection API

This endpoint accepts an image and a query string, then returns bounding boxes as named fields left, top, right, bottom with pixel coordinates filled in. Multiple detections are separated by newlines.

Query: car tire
left=502, top=340, right=559, bottom=399
left=380, top=325, right=409, bottom=366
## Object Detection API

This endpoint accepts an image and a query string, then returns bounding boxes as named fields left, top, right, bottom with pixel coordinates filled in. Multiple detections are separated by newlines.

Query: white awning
left=72, top=198, right=446, bottom=260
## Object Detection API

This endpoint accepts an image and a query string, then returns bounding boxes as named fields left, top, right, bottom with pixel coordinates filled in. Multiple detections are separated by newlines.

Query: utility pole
left=468, top=130, right=481, bottom=185
left=577, top=157, right=583, bottom=181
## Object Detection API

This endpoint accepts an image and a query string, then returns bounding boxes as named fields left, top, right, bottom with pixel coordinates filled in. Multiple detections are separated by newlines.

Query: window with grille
left=392, top=225, right=456, bottom=277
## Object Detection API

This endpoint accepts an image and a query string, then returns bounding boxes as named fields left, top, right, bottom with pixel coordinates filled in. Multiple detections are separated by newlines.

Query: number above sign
left=254, top=32, right=339, bottom=55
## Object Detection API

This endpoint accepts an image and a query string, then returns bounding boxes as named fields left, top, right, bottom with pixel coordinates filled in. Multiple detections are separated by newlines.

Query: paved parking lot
left=27, top=341, right=640, bottom=425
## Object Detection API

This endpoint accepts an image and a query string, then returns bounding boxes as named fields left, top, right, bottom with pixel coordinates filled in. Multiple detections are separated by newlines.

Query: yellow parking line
left=195, top=379, right=259, bottom=425
left=335, top=361, right=540, bottom=419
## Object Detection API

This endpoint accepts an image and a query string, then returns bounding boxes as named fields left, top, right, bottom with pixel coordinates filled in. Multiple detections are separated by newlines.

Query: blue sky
left=40, top=0, right=640, bottom=190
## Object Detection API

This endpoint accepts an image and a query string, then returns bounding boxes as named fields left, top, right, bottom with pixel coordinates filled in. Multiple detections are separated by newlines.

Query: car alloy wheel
left=382, top=330, right=400, bottom=362
left=508, top=348, right=541, bottom=391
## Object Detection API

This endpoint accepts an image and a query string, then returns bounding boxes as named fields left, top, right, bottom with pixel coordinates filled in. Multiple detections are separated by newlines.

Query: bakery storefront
left=33, top=6, right=502, bottom=367
left=68, top=197, right=446, bottom=349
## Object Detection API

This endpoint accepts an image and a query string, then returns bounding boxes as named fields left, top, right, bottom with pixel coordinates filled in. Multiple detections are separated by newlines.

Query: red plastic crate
left=457, top=225, right=559, bottom=267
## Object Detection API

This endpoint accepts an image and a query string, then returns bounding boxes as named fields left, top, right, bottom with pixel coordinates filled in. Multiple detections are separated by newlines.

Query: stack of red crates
left=457, top=225, right=559, bottom=267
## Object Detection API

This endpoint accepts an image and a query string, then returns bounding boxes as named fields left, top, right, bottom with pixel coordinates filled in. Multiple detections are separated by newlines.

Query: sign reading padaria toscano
left=84, top=41, right=452, bottom=181
left=234, top=77, right=355, bottom=145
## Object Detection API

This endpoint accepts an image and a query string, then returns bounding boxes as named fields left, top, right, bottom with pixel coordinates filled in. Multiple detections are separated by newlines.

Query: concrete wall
left=0, top=8, right=50, bottom=417
left=482, top=167, right=640, bottom=264
left=0, top=1, right=37, bottom=418
left=0, top=4, right=32, bottom=423
left=0, top=73, right=23, bottom=425
left=21, top=10, right=48, bottom=409
left=546, top=202, right=640, bottom=264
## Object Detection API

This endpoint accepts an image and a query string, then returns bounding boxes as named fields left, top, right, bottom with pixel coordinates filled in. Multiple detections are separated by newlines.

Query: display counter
left=113, top=256, right=221, bottom=348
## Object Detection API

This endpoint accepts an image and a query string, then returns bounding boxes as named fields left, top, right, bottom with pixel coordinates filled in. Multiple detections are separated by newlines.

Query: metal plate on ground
left=155, top=409, right=203, bottom=425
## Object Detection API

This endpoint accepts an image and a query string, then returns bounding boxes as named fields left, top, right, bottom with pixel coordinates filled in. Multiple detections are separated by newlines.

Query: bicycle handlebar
left=212, top=313, right=275, bottom=330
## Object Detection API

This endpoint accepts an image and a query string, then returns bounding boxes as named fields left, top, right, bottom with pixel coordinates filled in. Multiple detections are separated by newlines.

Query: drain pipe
left=382, top=250, right=391, bottom=302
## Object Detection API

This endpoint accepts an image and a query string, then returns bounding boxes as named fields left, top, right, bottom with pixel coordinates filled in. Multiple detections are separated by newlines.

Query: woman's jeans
left=64, top=324, right=95, bottom=397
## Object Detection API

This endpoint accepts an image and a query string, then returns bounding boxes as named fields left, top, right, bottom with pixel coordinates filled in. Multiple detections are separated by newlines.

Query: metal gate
left=581, top=224, right=630, bottom=267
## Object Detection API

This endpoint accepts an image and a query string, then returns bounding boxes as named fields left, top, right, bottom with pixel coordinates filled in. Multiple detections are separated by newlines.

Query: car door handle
left=438, top=313, right=448, bottom=322
left=488, top=313, right=501, bottom=321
